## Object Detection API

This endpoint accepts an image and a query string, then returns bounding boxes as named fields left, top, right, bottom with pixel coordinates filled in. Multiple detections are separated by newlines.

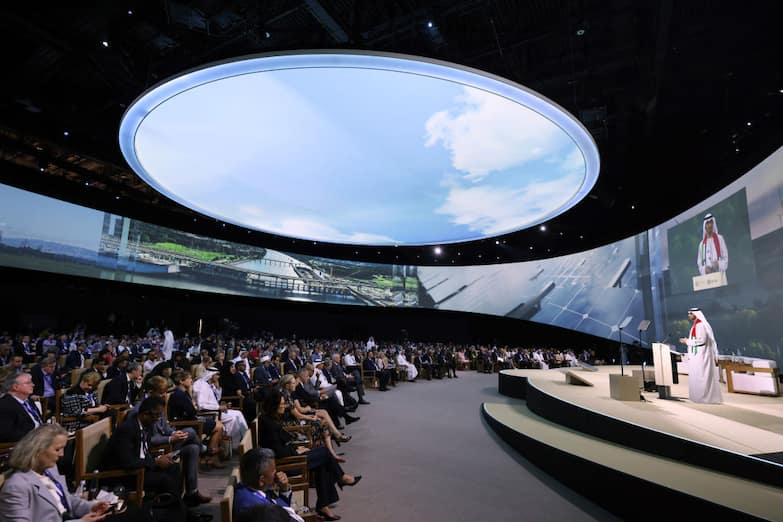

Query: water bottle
left=88, top=471, right=100, bottom=500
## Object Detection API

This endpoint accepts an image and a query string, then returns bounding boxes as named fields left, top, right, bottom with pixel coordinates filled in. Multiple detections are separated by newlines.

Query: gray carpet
left=328, top=371, right=619, bottom=521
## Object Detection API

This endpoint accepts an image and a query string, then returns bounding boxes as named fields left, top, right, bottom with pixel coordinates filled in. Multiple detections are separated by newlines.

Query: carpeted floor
left=326, top=370, right=618, bottom=521
left=193, top=370, right=619, bottom=521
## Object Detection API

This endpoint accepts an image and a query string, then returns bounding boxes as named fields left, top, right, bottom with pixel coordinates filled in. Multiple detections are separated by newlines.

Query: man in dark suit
left=130, top=377, right=211, bottom=507
left=283, top=348, right=303, bottom=375
left=65, top=342, right=89, bottom=370
left=102, top=361, right=143, bottom=405
left=0, top=372, right=43, bottom=442
left=330, top=353, right=369, bottom=405
left=101, top=396, right=185, bottom=505
left=226, top=360, right=257, bottom=423
left=30, top=356, right=64, bottom=414
left=13, top=335, right=35, bottom=363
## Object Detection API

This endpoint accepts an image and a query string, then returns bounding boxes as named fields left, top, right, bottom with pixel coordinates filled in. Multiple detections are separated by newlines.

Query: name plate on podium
left=692, top=271, right=727, bottom=292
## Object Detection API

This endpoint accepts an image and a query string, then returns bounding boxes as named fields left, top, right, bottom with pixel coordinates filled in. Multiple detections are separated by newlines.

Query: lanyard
left=43, top=470, right=70, bottom=512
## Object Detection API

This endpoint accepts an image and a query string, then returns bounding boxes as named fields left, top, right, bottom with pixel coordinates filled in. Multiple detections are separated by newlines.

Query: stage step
left=483, top=401, right=783, bottom=521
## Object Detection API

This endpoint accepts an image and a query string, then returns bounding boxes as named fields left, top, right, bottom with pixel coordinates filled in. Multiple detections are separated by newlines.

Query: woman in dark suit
left=259, top=389, right=361, bottom=521
left=0, top=424, right=111, bottom=522
left=168, top=370, right=223, bottom=466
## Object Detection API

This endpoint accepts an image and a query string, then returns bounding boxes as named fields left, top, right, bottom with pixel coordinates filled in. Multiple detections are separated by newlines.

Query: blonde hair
left=280, top=374, right=296, bottom=388
left=9, top=424, right=68, bottom=471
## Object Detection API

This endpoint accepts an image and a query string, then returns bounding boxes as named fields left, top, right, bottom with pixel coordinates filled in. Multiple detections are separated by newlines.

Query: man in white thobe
left=697, top=213, right=728, bottom=276
left=679, top=308, right=722, bottom=404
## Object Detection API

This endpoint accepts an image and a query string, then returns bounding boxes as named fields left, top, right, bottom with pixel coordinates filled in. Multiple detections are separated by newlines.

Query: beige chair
left=220, top=479, right=235, bottom=522
left=71, top=367, right=89, bottom=387
left=74, top=418, right=145, bottom=507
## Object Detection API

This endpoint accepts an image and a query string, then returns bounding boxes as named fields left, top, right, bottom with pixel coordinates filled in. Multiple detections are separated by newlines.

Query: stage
left=483, top=366, right=783, bottom=521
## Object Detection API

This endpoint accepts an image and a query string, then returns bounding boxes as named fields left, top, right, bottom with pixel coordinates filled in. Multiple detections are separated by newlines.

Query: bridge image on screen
left=0, top=147, right=781, bottom=365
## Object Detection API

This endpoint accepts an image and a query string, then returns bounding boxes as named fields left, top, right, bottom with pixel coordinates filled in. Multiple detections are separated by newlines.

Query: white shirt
left=36, top=471, right=67, bottom=515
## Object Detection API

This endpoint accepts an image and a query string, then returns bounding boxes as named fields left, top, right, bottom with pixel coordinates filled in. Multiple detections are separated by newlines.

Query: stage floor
left=506, top=366, right=783, bottom=456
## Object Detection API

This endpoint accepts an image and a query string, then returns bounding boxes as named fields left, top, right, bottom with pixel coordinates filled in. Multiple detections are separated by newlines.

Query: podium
left=652, top=342, right=676, bottom=399
left=692, top=271, right=727, bottom=292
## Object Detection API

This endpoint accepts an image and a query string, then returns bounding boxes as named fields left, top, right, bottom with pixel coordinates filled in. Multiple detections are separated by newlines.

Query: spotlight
left=495, top=240, right=500, bottom=245
left=746, top=121, right=752, bottom=127
left=539, top=225, right=546, bottom=231
left=127, top=9, right=133, bottom=15
left=529, top=246, right=533, bottom=250
left=576, top=28, right=585, bottom=36
left=101, top=40, right=109, bottom=48
left=427, top=21, right=433, bottom=28
left=434, top=246, right=442, bottom=255
left=264, top=31, right=271, bottom=39
left=63, top=130, right=69, bottom=136
left=631, top=204, right=635, bottom=210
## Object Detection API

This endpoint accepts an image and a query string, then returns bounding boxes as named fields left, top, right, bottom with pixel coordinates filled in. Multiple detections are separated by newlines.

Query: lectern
left=652, top=342, right=675, bottom=399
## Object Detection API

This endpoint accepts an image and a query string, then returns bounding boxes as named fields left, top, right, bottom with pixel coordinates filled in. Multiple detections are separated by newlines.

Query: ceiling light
left=539, top=225, right=546, bottom=231
left=576, top=28, right=585, bottom=36
left=427, top=21, right=433, bottom=28
left=495, top=240, right=500, bottom=245
left=63, top=131, right=69, bottom=136
left=265, top=32, right=271, bottom=39
left=127, top=9, right=133, bottom=15
left=746, top=121, right=752, bottom=126
left=101, top=40, right=109, bottom=48
left=631, top=204, right=635, bottom=210
left=434, top=246, right=442, bottom=255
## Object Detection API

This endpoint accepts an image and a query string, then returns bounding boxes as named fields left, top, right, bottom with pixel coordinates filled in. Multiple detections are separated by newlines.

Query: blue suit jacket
left=233, top=483, right=291, bottom=518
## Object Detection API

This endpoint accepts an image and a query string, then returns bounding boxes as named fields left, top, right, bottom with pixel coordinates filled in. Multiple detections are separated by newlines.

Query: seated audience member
left=192, top=368, right=248, bottom=448
left=101, top=396, right=185, bottom=506
left=253, top=355, right=280, bottom=397
left=142, top=349, right=163, bottom=375
left=396, top=350, right=418, bottom=381
left=295, top=367, right=357, bottom=428
left=168, top=370, right=224, bottom=468
left=31, top=356, right=63, bottom=414
left=363, top=351, right=389, bottom=391
left=234, top=447, right=305, bottom=522
left=259, top=389, right=361, bottom=521
left=0, top=424, right=111, bottom=521
left=102, top=361, right=143, bottom=405
left=330, top=353, right=369, bottom=405
left=0, top=372, right=43, bottom=442
left=280, top=374, right=347, bottom=462
left=129, top=376, right=211, bottom=506
left=60, top=370, right=110, bottom=431
left=223, top=360, right=257, bottom=423
left=65, top=342, right=89, bottom=370
left=192, top=355, right=211, bottom=381
left=417, top=349, right=433, bottom=380
left=310, top=358, right=345, bottom=408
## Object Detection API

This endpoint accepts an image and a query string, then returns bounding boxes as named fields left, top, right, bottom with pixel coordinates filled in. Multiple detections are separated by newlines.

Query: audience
left=0, top=325, right=605, bottom=521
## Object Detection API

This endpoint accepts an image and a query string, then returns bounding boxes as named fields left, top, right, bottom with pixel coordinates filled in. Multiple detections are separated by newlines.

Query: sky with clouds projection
left=133, top=65, right=587, bottom=245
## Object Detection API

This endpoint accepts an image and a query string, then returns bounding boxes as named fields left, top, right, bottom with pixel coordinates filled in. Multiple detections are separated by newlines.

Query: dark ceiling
left=1, top=1, right=781, bottom=266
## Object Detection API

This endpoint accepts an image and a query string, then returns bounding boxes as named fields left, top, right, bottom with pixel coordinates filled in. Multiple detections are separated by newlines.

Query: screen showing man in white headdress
left=697, top=213, right=728, bottom=276
left=679, top=308, right=723, bottom=404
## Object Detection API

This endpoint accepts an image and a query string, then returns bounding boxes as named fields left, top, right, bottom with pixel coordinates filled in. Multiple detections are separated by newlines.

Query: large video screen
left=1, top=146, right=782, bottom=366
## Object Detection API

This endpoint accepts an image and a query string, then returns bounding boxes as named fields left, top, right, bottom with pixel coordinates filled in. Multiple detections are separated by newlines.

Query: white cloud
left=424, top=87, right=562, bottom=182
left=435, top=173, right=582, bottom=235
left=560, top=147, right=585, bottom=173
left=237, top=205, right=396, bottom=245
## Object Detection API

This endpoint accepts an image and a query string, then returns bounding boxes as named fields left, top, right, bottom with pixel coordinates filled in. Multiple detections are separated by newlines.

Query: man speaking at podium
left=697, top=213, right=728, bottom=275
left=679, top=308, right=723, bottom=404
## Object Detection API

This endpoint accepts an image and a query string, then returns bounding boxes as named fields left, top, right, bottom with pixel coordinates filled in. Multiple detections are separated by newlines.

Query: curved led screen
left=1, top=147, right=781, bottom=367
left=119, top=51, right=599, bottom=246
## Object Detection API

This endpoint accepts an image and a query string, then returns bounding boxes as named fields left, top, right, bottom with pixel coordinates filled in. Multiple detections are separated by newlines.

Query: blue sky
left=132, top=60, right=590, bottom=245
left=0, top=184, right=103, bottom=249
